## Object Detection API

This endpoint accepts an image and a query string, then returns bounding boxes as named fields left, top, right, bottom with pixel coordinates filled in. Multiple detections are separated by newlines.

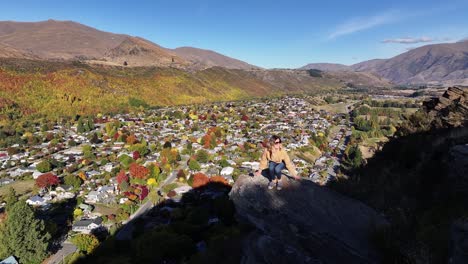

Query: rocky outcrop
left=449, top=220, right=468, bottom=264
left=229, top=175, right=388, bottom=264
left=423, top=87, right=468, bottom=128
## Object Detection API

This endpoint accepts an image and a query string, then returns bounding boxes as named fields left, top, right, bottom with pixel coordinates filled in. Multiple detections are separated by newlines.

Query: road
left=45, top=242, right=77, bottom=264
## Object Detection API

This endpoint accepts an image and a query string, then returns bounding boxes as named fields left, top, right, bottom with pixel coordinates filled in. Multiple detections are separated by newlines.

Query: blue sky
left=1, top=0, right=467, bottom=68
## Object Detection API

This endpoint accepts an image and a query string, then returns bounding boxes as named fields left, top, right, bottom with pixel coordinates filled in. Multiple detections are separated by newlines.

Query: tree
left=71, top=234, right=99, bottom=254
left=192, top=173, right=209, bottom=188
left=188, top=159, right=201, bottom=171
left=64, top=174, right=82, bottom=189
left=4, top=187, right=18, bottom=211
left=163, top=141, right=172, bottom=149
left=77, top=118, right=85, bottom=133
left=196, top=149, right=209, bottom=163
left=36, top=160, right=52, bottom=173
left=0, top=200, right=50, bottom=263
left=133, top=151, right=140, bottom=160
left=116, top=170, right=129, bottom=185
left=35, top=173, right=59, bottom=191
left=129, top=163, right=149, bottom=179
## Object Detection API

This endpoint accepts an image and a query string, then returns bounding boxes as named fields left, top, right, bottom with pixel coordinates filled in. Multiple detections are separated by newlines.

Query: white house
left=26, top=195, right=47, bottom=206
left=72, top=217, right=103, bottom=234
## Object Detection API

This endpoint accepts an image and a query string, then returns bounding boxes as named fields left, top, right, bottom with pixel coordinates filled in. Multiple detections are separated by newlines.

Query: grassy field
left=313, top=102, right=350, bottom=114
left=0, top=179, right=35, bottom=199
left=94, top=204, right=118, bottom=216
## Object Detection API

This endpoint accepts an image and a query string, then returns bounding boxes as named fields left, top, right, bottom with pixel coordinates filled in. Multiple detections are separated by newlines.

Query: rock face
left=229, top=175, right=388, bottom=264
left=449, top=144, right=468, bottom=196
left=423, top=87, right=468, bottom=128
left=449, top=220, right=468, bottom=264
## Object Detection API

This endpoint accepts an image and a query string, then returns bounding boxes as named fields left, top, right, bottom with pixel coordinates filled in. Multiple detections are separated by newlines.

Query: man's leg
left=268, top=161, right=277, bottom=182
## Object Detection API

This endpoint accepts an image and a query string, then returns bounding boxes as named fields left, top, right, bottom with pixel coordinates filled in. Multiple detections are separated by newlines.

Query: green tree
left=36, top=160, right=52, bottom=173
left=4, top=187, right=18, bottom=211
left=64, top=174, right=83, bottom=189
left=196, top=149, right=209, bottom=163
left=189, top=159, right=201, bottom=171
left=77, top=118, right=85, bottom=133
left=0, top=200, right=50, bottom=263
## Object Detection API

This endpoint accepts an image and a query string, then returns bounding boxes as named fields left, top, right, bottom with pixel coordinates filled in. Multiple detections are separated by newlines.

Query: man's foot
left=276, top=181, right=282, bottom=190
left=268, top=181, right=275, bottom=190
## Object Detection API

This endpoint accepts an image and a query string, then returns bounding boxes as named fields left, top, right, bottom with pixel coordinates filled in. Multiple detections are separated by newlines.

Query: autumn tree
left=71, top=234, right=99, bottom=254
left=126, top=134, right=137, bottom=145
left=36, top=173, right=59, bottom=191
left=188, top=159, right=201, bottom=171
left=129, top=163, right=150, bottom=179
left=192, top=173, right=209, bottom=188
left=116, top=170, right=129, bottom=184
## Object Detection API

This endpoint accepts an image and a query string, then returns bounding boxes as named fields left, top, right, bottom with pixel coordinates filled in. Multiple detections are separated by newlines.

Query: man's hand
left=293, top=174, right=301, bottom=180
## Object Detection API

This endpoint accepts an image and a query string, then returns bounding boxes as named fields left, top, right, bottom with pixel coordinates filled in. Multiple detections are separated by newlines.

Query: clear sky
left=1, top=0, right=467, bottom=68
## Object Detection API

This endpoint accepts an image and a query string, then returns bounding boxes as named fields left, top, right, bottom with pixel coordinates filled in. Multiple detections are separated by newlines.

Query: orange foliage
left=210, top=175, right=229, bottom=186
left=129, top=163, right=149, bottom=179
left=126, top=134, right=137, bottom=145
left=192, top=173, right=209, bottom=188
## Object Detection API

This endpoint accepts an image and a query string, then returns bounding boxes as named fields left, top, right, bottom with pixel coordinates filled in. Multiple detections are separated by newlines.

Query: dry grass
left=94, top=204, right=118, bottom=216
left=0, top=179, right=35, bottom=199
left=313, top=102, right=351, bottom=114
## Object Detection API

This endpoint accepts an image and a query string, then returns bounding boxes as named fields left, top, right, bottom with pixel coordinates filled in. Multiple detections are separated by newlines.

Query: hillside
left=0, top=20, right=127, bottom=60
left=0, top=20, right=258, bottom=70
left=350, top=41, right=468, bottom=85
left=172, top=47, right=259, bottom=70
left=0, top=58, right=346, bottom=121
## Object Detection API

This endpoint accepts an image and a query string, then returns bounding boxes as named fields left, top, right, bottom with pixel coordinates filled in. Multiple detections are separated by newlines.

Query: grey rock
left=230, top=175, right=388, bottom=264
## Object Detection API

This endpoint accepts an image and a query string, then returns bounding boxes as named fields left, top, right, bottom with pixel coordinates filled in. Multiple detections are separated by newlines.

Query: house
left=26, top=195, right=47, bottom=206
left=85, top=191, right=106, bottom=204
left=0, top=256, right=18, bottom=264
left=72, top=217, right=103, bottom=234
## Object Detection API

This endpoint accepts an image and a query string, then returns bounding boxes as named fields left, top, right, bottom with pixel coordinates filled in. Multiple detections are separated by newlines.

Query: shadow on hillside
left=37, top=198, right=77, bottom=254
left=74, top=181, right=253, bottom=264
left=329, top=126, right=468, bottom=263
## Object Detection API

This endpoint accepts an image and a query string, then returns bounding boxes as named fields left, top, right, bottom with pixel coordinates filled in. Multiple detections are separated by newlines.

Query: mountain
left=350, top=41, right=468, bottom=85
left=0, top=20, right=127, bottom=60
left=172, top=47, right=260, bottom=70
left=0, top=20, right=259, bottom=69
left=299, top=63, right=350, bottom=72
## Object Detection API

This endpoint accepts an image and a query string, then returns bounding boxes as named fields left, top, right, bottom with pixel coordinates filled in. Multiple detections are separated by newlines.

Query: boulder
left=230, top=175, right=388, bottom=264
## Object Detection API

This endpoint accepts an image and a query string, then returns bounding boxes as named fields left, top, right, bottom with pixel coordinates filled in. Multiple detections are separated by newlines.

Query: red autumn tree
left=36, top=172, right=59, bottom=190
left=241, top=114, right=249, bottom=121
left=133, top=151, right=140, bottom=160
left=192, top=172, right=209, bottom=188
left=129, top=163, right=149, bottom=179
left=134, top=185, right=148, bottom=201
left=116, top=170, right=129, bottom=184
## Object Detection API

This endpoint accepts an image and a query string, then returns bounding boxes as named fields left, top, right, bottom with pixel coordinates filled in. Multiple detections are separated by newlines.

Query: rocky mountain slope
left=301, top=41, right=468, bottom=86
left=352, top=41, right=468, bottom=85
left=229, top=175, right=388, bottom=263
left=423, top=86, right=468, bottom=128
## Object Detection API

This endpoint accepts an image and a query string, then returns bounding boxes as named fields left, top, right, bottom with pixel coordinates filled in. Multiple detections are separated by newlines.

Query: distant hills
left=0, top=20, right=258, bottom=70
left=301, top=40, right=468, bottom=86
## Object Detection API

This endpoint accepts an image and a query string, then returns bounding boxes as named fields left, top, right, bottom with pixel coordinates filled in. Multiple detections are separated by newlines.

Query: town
left=0, top=95, right=355, bottom=262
